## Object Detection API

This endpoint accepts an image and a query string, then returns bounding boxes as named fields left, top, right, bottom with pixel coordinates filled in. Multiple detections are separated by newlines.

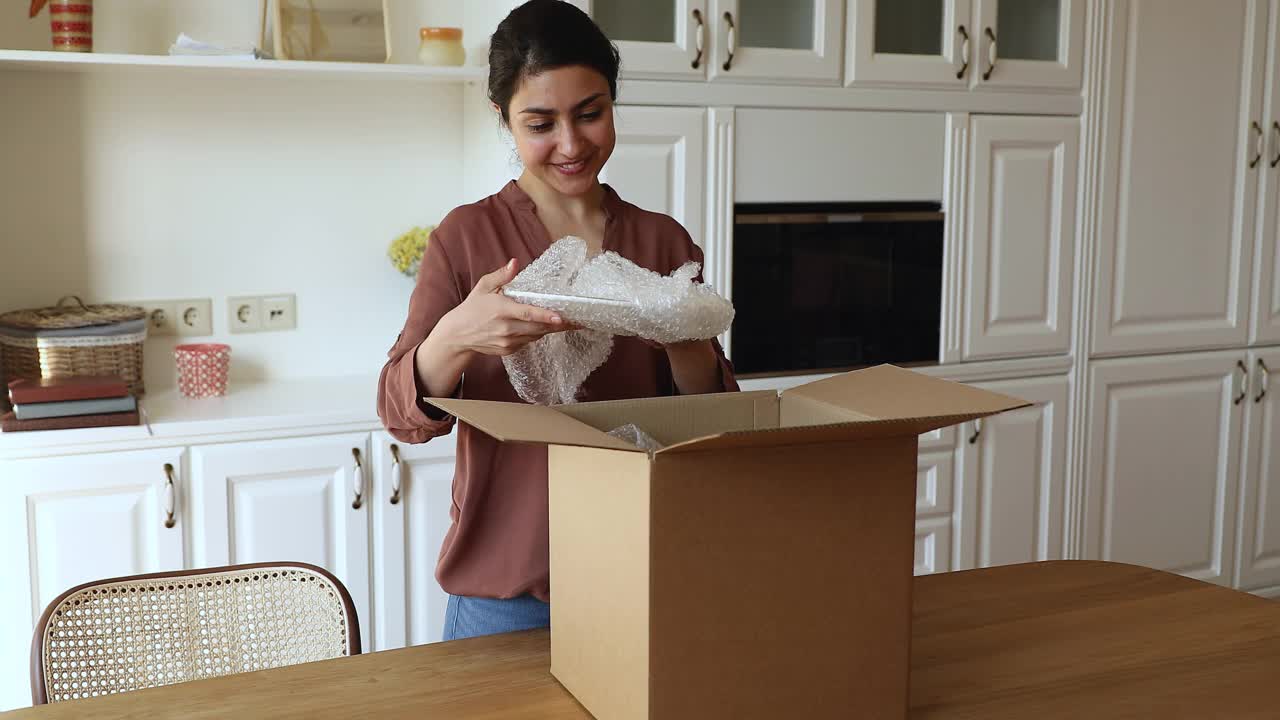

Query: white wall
left=0, top=0, right=554, bottom=388
left=0, top=68, right=467, bottom=388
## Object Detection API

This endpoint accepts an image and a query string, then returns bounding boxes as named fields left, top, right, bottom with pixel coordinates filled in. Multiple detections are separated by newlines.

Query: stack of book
left=2, top=375, right=140, bottom=432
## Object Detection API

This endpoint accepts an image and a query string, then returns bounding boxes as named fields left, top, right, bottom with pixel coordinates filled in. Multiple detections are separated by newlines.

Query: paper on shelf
left=168, top=33, right=267, bottom=59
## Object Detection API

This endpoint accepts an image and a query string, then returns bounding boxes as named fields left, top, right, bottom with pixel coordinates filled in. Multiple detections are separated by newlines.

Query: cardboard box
left=430, top=364, right=1028, bottom=720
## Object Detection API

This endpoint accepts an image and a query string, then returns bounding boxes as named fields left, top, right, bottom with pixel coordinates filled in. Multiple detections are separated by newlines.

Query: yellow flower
left=388, top=225, right=433, bottom=278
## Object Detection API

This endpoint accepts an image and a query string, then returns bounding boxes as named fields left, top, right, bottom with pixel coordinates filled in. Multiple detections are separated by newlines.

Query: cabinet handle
left=1251, top=121, right=1264, bottom=169
left=982, top=27, right=997, bottom=80
left=1235, top=359, right=1249, bottom=405
left=1270, top=122, right=1280, bottom=168
left=389, top=444, right=403, bottom=505
left=1258, top=358, right=1271, bottom=403
left=955, top=25, right=970, bottom=80
left=351, top=447, right=365, bottom=510
left=691, top=8, right=705, bottom=69
left=722, top=11, right=736, bottom=71
left=162, top=463, right=176, bottom=529
left=968, top=419, right=982, bottom=444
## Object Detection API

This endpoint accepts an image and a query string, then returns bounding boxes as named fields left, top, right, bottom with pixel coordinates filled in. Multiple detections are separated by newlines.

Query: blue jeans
left=443, top=594, right=550, bottom=641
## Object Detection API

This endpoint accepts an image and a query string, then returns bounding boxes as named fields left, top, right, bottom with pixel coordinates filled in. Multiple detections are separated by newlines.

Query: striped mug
left=49, top=1, right=92, bottom=53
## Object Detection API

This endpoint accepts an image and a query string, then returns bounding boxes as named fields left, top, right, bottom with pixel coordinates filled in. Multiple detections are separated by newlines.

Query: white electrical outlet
left=261, top=294, right=297, bottom=331
left=174, top=298, right=213, bottom=336
left=132, top=301, right=178, bottom=336
left=228, top=296, right=262, bottom=333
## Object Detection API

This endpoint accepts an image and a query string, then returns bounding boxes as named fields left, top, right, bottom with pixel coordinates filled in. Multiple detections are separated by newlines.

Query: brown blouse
left=376, top=181, right=739, bottom=601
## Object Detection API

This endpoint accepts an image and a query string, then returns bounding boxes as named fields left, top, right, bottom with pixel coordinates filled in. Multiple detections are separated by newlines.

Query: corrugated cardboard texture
left=783, top=364, right=1028, bottom=424
left=427, top=397, right=638, bottom=451
left=548, top=446, right=652, bottom=720
left=432, top=365, right=1029, bottom=454
left=557, top=391, right=780, bottom=446
left=647, top=437, right=918, bottom=719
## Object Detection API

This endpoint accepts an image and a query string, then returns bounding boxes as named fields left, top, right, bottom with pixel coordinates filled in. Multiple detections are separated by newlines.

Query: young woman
left=377, top=0, right=738, bottom=641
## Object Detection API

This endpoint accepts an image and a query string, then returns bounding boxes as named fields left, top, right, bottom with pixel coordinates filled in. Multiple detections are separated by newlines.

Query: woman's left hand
left=642, top=338, right=723, bottom=395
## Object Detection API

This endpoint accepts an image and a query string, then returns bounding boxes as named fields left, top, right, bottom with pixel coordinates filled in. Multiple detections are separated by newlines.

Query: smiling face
left=504, top=65, right=616, bottom=198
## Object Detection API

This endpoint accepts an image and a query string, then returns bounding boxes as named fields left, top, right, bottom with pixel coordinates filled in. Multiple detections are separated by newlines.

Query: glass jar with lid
left=418, top=27, right=465, bottom=66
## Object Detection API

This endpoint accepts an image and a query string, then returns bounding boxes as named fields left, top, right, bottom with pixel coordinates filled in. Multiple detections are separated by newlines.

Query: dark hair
left=487, top=0, right=621, bottom=125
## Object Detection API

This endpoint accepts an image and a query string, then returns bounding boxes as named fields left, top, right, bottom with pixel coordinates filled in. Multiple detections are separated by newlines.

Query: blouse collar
left=498, top=179, right=625, bottom=223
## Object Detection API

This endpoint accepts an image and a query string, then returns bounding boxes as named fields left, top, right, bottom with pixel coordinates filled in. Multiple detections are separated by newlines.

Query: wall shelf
left=0, top=49, right=487, bottom=83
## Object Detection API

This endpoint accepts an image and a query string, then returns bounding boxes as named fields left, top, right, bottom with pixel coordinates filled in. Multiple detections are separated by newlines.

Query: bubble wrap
left=606, top=423, right=665, bottom=453
left=501, top=236, right=734, bottom=405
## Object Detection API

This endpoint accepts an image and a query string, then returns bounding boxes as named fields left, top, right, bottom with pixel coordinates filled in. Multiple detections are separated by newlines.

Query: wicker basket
left=0, top=296, right=147, bottom=396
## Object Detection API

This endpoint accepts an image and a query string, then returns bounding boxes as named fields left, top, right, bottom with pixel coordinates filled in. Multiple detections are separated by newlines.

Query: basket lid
left=0, top=295, right=146, bottom=330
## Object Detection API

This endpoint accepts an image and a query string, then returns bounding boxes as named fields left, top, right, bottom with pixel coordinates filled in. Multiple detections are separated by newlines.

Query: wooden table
left=7, top=561, right=1280, bottom=719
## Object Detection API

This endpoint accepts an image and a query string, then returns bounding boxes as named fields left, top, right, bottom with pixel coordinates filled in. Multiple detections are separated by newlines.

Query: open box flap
left=654, top=413, right=996, bottom=455
left=426, top=398, right=641, bottom=452
left=780, top=364, right=1030, bottom=424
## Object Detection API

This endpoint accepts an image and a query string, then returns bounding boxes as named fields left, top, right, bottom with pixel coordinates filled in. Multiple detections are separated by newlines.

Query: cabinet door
left=189, top=433, right=371, bottom=650
left=587, top=0, right=707, bottom=80
left=847, top=0, right=973, bottom=88
left=0, top=448, right=186, bottom=712
left=370, top=431, right=457, bottom=650
left=707, top=0, right=844, bottom=84
left=964, top=115, right=1077, bottom=360
left=1084, top=352, right=1247, bottom=586
left=971, top=0, right=1084, bottom=91
left=1250, top=10, right=1280, bottom=345
left=1093, top=0, right=1266, bottom=355
left=601, top=106, right=706, bottom=247
left=964, top=375, right=1069, bottom=568
left=1236, top=348, right=1280, bottom=589
left=915, top=432, right=959, bottom=576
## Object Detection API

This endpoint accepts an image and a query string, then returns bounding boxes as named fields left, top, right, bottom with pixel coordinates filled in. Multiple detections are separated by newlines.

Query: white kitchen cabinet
left=1235, top=348, right=1280, bottom=590
left=848, top=0, right=973, bottom=88
left=1093, top=0, right=1267, bottom=356
left=846, top=0, right=1082, bottom=92
left=1250, top=9, right=1280, bottom=346
left=963, top=374, right=1069, bottom=568
left=601, top=105, right=707, bottom=247
left=370, top=430, right=457, bottom=650
left=188, top=433, right=372, bottom=651
left=915, top=433, right=959, bottom=576
left=586, top=0, right=708, bottom=80
left=964, top=114, right=1077, bottom=360
left=707, top=0, right=844, bottom=85
left=0, top=447, right=186, bottom=712
left=971, top=0, right=1085, bottom=92
left=1084, top=351, right=1248, bottom=586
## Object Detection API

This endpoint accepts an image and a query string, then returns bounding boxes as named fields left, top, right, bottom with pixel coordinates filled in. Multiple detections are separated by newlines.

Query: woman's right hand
left=436, top=258, right=569, bottom=357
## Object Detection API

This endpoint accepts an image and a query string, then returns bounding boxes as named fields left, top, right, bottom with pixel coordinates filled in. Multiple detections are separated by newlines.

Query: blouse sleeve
left=376, top=225, right=465, bottom=443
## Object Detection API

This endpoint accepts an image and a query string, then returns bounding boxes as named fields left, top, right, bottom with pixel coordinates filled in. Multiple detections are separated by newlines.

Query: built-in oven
left=730, top=202, right=944, bottom=377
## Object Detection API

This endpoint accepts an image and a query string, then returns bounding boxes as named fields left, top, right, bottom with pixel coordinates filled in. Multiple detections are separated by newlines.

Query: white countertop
left=0, top=375, right=382, bottom=459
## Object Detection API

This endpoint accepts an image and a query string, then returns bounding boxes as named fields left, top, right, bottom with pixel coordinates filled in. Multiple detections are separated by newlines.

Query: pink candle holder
left=174, top=343, right=230, bottom=399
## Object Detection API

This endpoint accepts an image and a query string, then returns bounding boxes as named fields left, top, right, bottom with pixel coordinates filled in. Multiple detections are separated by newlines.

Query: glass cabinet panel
left=594, top=0, right=678, bottom=44
left=996, top=0, right=1060, bottom=61
left=874, top=0, right=945, bottom=56
left=738, top=0, right=814, bottom=50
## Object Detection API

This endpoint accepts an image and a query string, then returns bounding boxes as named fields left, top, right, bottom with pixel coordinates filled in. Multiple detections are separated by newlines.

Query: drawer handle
left=955, top=25, right=970, bottom=80
left=351, top=448, right=365, bottom=510
left=982, top=27, right=997, bottom=80
left=1251, top=121, right=1264, bottom=169
left=1271, top=122, right=1280, bottom=168
left=968, top=419, right=982, bottom=444
left=389, top=444, right=403, bottom=505
left=691, top=8, right=705, bottom=69
left=162, top=463, right=176, bottom=529
left=722, top=11, right=736, bottom=71
left=1235, top=360, right=1249, bottom=405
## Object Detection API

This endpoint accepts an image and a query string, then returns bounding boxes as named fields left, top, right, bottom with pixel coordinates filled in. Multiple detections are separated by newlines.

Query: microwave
left=730, top=202, right=944, bottom=377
